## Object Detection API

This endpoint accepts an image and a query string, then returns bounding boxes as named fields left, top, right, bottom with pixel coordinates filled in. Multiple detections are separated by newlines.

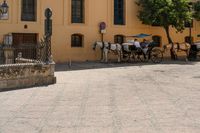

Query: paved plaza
left=0, top=61, right=200, bottom=133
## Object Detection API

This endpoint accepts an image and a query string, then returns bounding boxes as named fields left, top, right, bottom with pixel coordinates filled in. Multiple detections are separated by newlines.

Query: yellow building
left=0, top=0, right=200, bottom=63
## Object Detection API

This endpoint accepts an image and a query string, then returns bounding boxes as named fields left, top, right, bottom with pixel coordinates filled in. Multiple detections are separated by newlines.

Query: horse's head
left=92, top=42, right=97, bottom=50
left=163, top=44, right=167, bottom=50
left=162, top=44, right=171, bottom=53
left=93, top=41, right=105, bottom=50
left=164, top=44, right=172, bottom=49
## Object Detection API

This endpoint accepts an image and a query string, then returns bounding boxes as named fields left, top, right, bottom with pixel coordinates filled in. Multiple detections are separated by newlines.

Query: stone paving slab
left=0, top=61, right=200, bottom=133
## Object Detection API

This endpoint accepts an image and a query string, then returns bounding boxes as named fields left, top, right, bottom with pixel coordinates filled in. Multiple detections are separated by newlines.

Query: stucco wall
left=0, top=0, right=200, bottom=63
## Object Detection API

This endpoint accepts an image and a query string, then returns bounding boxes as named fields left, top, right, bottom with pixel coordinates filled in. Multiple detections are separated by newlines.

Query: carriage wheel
left=150, top=49, right=163, bottom=63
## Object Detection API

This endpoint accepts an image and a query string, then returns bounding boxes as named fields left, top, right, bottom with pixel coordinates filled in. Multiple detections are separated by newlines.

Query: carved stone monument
left=3, top=46, right=14, bottom=64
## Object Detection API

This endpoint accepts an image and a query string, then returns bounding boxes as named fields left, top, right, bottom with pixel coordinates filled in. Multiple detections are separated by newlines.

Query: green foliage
left=193, top=1, right=200, bottom=21
left=136, top=0, right=192, bottom=33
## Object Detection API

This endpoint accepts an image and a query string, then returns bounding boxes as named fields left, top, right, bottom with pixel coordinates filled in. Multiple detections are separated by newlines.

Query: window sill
left=112, top=24, right=127, bottom=28
left=21, top=20, right=37, bottom=23
left=69, top=23, right=87, bottom=26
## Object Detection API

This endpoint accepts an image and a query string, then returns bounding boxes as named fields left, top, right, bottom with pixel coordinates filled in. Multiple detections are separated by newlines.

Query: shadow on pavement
left=0, top=84, right=53, bottom=93
left=55, top=58, right=199, bottom=72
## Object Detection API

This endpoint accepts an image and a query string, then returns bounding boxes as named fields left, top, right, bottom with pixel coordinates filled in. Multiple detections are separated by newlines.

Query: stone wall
left=0, top=63, right=56, bottom=91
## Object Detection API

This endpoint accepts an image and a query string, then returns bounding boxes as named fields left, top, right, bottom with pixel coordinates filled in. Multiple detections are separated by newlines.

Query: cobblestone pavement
left=0, top=61, right=200, bottom=133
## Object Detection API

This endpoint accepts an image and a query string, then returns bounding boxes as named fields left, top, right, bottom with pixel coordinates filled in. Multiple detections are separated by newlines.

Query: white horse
left=93, top=41, right=122, bottom=63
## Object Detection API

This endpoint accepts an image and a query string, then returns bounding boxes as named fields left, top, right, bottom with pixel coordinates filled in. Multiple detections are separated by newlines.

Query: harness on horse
left=176, top=43, right=187, bottom=52
left=108, top=42, right=111, bottom=50
left=108, top=42, right=120, bottom=55
left=101, top=41, right=105, bottom=50
left=177, top=43, right=180, bottom=51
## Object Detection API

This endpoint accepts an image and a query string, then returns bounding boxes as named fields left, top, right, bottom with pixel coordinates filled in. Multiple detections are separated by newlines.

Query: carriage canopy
left=127, top=33, right=152, bottom=38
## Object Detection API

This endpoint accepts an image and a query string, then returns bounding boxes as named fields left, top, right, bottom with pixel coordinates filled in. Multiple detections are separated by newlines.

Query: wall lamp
left=0, top=0, right=8, bottom=17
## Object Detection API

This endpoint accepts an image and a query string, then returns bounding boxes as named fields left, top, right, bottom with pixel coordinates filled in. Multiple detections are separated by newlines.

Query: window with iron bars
left=71, top=34, right=83, bottom=47
left=114, top=35, right=125, bottom=44
left=114, top=0, right=125, bottom=25
left=71, top=0, right=84, bottom=23
left=21, top=0, right=37, bottom=21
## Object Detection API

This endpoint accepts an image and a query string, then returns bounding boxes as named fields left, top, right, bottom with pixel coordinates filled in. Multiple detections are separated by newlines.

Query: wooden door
left=12, top=33, right=37, bottom=46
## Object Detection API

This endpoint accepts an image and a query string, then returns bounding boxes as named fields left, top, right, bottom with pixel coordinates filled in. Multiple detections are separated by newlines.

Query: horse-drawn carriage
left=93, top=33, right=200, bottom=63
left=121, top=34, right=163, bottom=63
left=93, top=33, right=163, bottom=63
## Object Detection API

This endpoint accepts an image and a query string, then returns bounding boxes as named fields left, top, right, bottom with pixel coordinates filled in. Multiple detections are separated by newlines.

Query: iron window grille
left=114, top=0, right=125, bottom=25
left=71, top=0, right=84, bottom=23
left=71, top=34, right=83, bottom=47
left=21, top=0, right=37, bottom=21
left=152, top=35, right=162, bottom=47
left=114, top=35, right=124, bottom=44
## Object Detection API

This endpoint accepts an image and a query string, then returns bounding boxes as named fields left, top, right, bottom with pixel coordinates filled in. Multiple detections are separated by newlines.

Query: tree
left=193, top=1, right=200, bottom=21
left=136, top=0, right=192, bottom=59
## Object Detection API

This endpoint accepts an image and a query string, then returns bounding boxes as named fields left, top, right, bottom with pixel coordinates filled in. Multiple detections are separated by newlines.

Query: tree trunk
left=164, top=26, right=176, bottom=60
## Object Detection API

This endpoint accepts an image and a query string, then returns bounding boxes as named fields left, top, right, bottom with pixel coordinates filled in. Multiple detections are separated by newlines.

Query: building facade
left=0, top=0, right=200, bottom=63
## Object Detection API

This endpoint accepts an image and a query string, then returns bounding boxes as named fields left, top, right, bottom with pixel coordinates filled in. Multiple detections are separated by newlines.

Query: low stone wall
left=0, top=63, right=56, bottom=91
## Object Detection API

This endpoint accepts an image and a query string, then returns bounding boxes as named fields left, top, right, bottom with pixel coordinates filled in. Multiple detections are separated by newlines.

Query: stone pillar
left=3, top=46, right=15, bottom=64
left=49, top=62, right=55, bottom=76
left=49, top=62, right=56, bottom=84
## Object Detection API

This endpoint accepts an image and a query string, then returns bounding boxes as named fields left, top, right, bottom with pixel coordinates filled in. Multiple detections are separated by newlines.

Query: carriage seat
left=127, top=40, right=135, bottom=43
left=122, top=43, right=140, bottom=52
left=122, top=43, right=134, bottom=52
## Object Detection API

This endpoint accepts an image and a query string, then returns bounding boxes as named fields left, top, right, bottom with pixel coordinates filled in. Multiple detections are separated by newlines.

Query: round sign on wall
left=99, top=22, right=106, bottom=34
left=99, top=22, right=106, bottom=30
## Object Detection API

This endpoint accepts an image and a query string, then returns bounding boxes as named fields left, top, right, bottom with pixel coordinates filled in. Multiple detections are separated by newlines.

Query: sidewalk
left=0, top=61, right=200, bottom=133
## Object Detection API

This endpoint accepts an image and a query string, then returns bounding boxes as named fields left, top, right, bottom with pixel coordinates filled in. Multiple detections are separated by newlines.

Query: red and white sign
left=99, top=22, right=106, bottom=34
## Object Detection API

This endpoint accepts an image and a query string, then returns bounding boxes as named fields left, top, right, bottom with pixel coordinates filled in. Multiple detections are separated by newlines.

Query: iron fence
left=13, top=42, right=46, bottom=63
left=0, top=36, right=48, bottom=64
left=14, top=44, right=37, bottom=60
left=0, top=45, right=4, bottom=64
